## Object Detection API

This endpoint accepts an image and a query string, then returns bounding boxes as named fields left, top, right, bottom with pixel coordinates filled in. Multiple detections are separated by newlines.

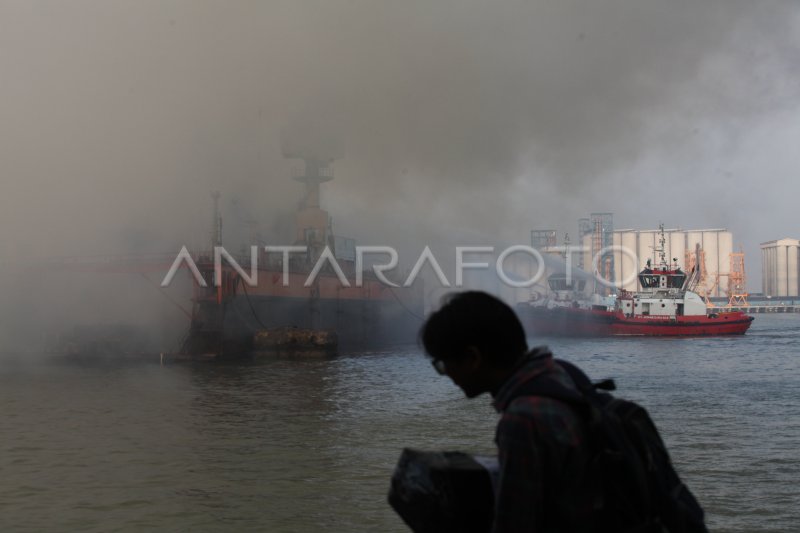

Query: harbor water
left=1, top=314, right=798, bottom=532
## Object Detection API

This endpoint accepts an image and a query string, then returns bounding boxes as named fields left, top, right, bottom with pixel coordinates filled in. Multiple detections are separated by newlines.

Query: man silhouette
left=421, top=291, right=594, bottom=532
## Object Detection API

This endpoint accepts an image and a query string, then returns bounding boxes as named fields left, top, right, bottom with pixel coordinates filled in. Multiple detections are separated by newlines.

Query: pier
left=720, top=305, right=800, bottom=314
left=708, top=298, right=800, bottom=314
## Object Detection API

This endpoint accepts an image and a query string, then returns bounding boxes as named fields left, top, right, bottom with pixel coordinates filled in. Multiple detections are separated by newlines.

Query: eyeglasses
left=431, top=358, right=447, bottom=375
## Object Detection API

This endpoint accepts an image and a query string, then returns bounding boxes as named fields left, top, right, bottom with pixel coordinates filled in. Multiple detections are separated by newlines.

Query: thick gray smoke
left=0, top=1, right=798, bottom=349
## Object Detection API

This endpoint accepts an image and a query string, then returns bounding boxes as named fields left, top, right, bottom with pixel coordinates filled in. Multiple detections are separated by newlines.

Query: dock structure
left=721, top=305, right=800, bottom=314
left=707, top=296, right=800, bottom=314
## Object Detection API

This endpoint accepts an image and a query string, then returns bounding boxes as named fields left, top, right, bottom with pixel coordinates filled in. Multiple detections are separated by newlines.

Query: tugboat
left=518, top=225, right=754, bottom=337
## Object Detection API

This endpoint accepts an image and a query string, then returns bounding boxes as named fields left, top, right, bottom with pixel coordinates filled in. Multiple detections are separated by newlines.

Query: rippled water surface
left=1, top=314, right=798, bottom=532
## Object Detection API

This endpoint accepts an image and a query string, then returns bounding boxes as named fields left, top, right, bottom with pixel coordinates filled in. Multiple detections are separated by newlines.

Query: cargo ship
left=179, top=156, right=424, bottom=357
left=517, top=225, right=754, bottom=337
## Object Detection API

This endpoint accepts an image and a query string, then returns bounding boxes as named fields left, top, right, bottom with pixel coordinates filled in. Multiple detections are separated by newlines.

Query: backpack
left=510, top=359, right=708, bottom=533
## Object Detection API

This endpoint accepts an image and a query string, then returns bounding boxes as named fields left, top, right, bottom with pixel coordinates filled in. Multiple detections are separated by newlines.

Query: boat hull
left=183, top=261, right=425, bottom=355
left=227, top=294, right=423, bottom=348
left=517, top=305, right=754, bottom=337
left=185, top=293, right=424, bottom=353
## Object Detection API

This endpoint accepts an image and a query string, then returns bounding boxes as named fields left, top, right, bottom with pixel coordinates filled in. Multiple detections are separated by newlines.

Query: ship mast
left=280, top=127, right=343, bottom=262
left=656, top=223, right=668, bottom=270
left=290, top=158, right=334, bottom=261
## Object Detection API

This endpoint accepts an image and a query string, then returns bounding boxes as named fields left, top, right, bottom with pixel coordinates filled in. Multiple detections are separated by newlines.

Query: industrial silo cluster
left=599, top=228, right=733, bottom=297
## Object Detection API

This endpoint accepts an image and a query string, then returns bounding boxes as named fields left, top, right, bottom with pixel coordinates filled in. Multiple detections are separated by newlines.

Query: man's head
left=420, top=291, right=528, bottom=397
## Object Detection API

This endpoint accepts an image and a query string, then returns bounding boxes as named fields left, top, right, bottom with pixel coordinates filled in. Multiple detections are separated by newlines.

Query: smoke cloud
left=1, top=0, right=798, bottom=348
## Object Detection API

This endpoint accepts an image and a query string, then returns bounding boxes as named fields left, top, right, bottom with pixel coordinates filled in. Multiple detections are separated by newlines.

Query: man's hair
left=420, top=291, right=528, bottom=366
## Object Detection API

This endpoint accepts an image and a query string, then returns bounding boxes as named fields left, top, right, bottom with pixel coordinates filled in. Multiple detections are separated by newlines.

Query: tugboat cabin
left=616, top=262, right=705, bottom=318
left=637, top=267, right=687, bottom=290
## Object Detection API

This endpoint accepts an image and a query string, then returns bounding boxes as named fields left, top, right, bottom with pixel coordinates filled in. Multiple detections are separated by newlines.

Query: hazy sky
left=1, top=0, right=799, bottom=290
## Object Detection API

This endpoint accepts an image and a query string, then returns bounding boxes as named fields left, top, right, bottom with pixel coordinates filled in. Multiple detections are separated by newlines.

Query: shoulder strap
left=507, top=360, right=586, bottom=406
left=507, top=359, right=609, bottom=407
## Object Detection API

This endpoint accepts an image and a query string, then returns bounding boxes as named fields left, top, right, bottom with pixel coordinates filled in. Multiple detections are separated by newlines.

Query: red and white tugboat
left=518, top=225, right=754, bottom=337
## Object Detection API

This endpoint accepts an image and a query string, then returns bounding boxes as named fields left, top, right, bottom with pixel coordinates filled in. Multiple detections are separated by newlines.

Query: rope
left=388, top=286, right=426, bottom=323
left=241, top=281, right=270, bottom=330
left=139, top=273, right=192, bottom=320
left=230, top=295, right=264, bottom=332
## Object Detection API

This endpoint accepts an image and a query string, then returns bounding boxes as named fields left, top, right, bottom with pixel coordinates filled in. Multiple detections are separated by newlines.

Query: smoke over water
left=0, top=1, right=799, bottom=349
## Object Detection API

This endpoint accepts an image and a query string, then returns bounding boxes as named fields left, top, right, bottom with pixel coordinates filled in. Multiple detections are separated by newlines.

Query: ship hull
left=517, top=306, right=754, bottom=337
left=225, top=294, right=423, bottom=349
left=183, top=260, right=425, bottom=355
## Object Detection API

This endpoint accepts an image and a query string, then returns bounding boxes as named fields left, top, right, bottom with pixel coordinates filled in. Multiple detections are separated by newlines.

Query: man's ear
left=464, top=346, right=482, bottom=371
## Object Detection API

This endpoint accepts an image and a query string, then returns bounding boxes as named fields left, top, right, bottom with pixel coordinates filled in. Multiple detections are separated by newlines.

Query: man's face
left=433, top=347, right=487, bottom=398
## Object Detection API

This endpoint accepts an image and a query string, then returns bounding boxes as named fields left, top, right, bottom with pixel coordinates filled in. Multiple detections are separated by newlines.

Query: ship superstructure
left=180, top=151, right=424, bottom=358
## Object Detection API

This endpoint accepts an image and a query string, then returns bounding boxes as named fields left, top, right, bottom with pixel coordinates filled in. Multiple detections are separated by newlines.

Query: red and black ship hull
left=517, top=306, right=754, bottom=337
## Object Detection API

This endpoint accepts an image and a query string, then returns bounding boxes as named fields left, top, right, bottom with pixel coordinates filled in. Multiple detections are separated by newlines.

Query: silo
left=777, top=242, right=788, bottom=295
left=638, top=231, right=657, bottom=268
left=760, top=241, right=778, bottom=296
left=702, top=230, right=720, bottom=296
left=613, top=230, right=637, bottom=291
left=718, top=231, right=733, bottom=297
left=788, top=241, right=799, bottom=296
left=620, top=230, right=638, bottom=291
left=613, top=232, right=622, bottom=289
left=686, top=231, right=703, bottom=265
left=668, top=230, right=686, bottom=271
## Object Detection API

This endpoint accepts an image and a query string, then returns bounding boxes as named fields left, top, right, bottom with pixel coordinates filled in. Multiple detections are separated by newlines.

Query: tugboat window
left=639, top=274, right=659, bottom=288
left=667, top=270, right=686, bottom=288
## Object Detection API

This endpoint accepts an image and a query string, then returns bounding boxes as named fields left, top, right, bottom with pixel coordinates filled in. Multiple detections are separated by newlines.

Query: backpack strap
left=508, top=371, right=585, bottom=407
left=507, top=358, right=611, bottom=407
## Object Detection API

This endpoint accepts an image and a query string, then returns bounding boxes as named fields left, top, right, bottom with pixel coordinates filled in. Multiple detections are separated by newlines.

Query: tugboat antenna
left=657, top=223, right=668, bottom=269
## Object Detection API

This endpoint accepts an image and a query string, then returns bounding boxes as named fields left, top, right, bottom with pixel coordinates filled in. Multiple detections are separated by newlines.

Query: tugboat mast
left=656, top=223, right=668, bottom=270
